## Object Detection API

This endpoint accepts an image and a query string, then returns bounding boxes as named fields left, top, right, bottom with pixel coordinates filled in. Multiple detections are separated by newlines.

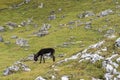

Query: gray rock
left=6, top=22, right=18, bottom=27
left=0, top=36, right=4, bottom=42
left=0, top=26, right=5, bottom=32
left=25, top=0, right=31, bottom=4
left=40, top=24, right=51, bottom=31
left=115, top=38, right=120, bottom=47
left=3, top=61, right=31, bottom=76
left=99, top=9, right=113, bottom=17
left=104, top=73, right=113, bottom=80
left=11, top=35, right=18, bottom=39
left=16, top=38, right=29, bottom=47
left=35, top=76, right=46, bottom=80
left=116, top=57, right=120, bottom=63
left=38, top=3, right=44, bottom=8
left=104, top=29, right=116, bottom=38
left=20, top=21, right=27, bottom=27
left=4, top=41, right=11, bottom=45
left=37, top=31, right=49, bottom=37
left=61, top=75, right=69, bottom=80
left=79, top=53, right=104, bottom=63
left=77, top=11, right=95, bottom=18
left=48, top=14, right=56, bottom=20
left=84, top=21, right=92, bottom=29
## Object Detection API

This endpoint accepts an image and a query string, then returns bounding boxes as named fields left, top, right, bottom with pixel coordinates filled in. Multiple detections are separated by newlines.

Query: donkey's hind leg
left=43, top=55, right=45, bottom=63
left=52, top=55, right=55, bottom=62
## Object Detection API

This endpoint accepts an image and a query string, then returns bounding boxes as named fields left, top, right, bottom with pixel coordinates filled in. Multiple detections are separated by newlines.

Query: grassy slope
left=0, top=0, right=120, bottom=80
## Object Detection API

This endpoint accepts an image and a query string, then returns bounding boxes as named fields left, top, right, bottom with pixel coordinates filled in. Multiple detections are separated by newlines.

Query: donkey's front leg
left=43, top=55, right=45, bottom=63
left=40, top=55, right=42, bottom=63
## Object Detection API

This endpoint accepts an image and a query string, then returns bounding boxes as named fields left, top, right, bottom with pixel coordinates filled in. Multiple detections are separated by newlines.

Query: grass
left=0, top=0, right=120, bottom=80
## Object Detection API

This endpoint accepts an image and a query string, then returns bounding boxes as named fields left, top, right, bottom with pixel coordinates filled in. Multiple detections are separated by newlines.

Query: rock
left=115, top=38, right=120, bottom=47
left=79, top=53, right=104, bottom=63
left=0, top=26, right=5, bottom=32
left=3, top=61, right=31, bottom=76
left=99, top=9, right=113, bottom=17
left=104, top=29, right=116, bottom=39
left=61, top=75, right=69, bottom=80
left=37, top=31, right=49, bottom=37
left=16, top=38, right=29, bottom=47
left=11, top=35, right=18, bottom=39
left=35, top=76, right=46, bottom=80
left=89, top=41, right=105, bottom=49
left=48, top=14, right=56, bottom=20
left=20, top=21, right=27, bottom=26
left=40, top=24, right=51, bottom=31
left=104, top=73, right=113, bottom=80
left=77, top=11, right=95, bottom=18
left=4, top=41, right=11, bottom=45
left=38, top=3, right=44, bottom=8
left=116, top=57, right=120, bottom=63
left=84, top=21, right=92, bottom=29
left=25, top=0, right=31, bottom=4
left=6, top=22, right=18, bottom=27
left=0, top=36, right=4, bottom=42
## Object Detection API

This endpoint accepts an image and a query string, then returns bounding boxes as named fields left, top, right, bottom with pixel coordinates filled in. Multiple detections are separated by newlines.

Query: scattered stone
left=116, top=57, right=120, bottom=63
left=48, top=14, right=56, bottom=20
left=61, top=75, right=69, bottom=80
left=37, top=31, right=49, bottom=37
left=89, top=41, right=105, bottom=49
left=79, top=53, right=104, bottom=63
left=4, top=41, right=11, bottom=45
left=99, top=9, right=113, bottom=17
left=40, top=24, right=51, bottom=31
left=38, top=3, right=44, bottom=8
left=115, top=37, right=120, bottom=47
left=104, top=29, right=116, bottom=38
left=0, top=36, right=4, bottom=42
left=16, top=38, right=29, bottom=47
left=11, top=35, right=18, bottom=39
left=77, top=11, right=95, bottom=18
left=3, top=61, right=31, bottom=76
left=0, top=26, right=5, bottom=32
left=58, top=53, right=66, bottom=58
left=25, top=0, right=31, bottom=4
left=84, top=21, right=92, bottom=29
left=6, top=22, right=18, bottom=27
left=58, top=8, right=62, bottom=12
left=35, top=76, right=46, bottom=80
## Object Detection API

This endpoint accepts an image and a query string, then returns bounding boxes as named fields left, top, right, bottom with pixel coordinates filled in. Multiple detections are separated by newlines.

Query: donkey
left=34, top=48, right=55, bottom=63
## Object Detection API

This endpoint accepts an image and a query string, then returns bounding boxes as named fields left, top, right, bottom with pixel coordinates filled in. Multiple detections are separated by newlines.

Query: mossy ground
left=0, top=0, right=120, bottom=80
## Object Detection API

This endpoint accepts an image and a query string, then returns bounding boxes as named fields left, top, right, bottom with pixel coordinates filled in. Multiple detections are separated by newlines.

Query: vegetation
left=0, top=0, right=120, bottom=80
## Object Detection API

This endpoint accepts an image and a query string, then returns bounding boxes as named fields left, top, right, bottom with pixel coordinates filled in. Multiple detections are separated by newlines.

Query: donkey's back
left=38, top=48, right=55, bottom=55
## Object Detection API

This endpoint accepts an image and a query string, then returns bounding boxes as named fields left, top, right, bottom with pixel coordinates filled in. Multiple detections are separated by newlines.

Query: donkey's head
left=33, top=54, right=38, bottom=61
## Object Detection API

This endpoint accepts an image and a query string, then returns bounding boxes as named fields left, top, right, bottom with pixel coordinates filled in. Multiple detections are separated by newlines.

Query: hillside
left=0, top=0, right=120, bottom=80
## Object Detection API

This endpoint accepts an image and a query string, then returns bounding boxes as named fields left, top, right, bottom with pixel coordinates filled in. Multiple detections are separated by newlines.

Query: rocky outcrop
left=3, top=61, right=31, bottom=76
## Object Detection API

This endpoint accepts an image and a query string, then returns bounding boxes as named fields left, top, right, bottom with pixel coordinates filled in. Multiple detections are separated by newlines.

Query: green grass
left=0, top=0, right=120, bottom=80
